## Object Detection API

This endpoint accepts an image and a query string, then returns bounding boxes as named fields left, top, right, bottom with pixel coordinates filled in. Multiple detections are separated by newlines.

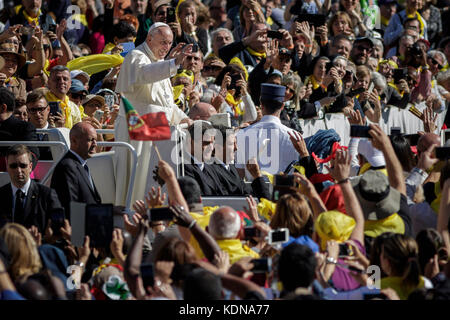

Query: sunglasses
left=71, top=92, right=86, bottom=99
left=203, top=65, right=222, bottom=72
left=43, top=44, right=50, bottom=50
left=430, top=57, right=443, bottom=70
left=28, top=106, right=48, bottom=113
left=356, top=45, right=372, bottom=53
left=9, top=163, right=29, bottom=169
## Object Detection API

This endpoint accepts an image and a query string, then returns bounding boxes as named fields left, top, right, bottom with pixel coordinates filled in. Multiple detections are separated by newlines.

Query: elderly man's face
left=213, top=30, right=233, bottom=55
left=274, top=54, right=292, bottom=75
left=373, top=45, right=383, bottom=60
left=147, top=26, right=173, bottom=60
left=249, top=23, right=268, bottom=52
left=331, top=39, right=352, bottom=59
left=48, top=70, right=71, bottom=96
left=190, top=132, right=215, bottom=162
left=428, top=54, right=444, bottom=75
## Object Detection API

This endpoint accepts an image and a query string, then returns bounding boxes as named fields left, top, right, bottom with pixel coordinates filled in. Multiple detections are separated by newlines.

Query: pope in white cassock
left=114, top=22, right=193, bottom=206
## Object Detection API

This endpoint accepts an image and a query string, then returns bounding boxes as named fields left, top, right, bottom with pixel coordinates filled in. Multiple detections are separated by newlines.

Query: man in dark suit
left=51, top=122, right=102, bottom=218
left=0, top=144, right=62, bottom=233
left=0, top=88, right=39, bottom=170
left=211, top=125, right=271, bottom=199
left=181, top=121, right=227, bottom=196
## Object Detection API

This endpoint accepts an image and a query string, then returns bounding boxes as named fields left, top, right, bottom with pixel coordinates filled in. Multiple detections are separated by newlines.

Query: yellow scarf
left=406, top=11, right=425, bottom=37
left=257, top=198, right=277, bottom=221
left=246, top=46, right=267, bottom=59
left=102, top=42, right=117, bottom=54
left=43, top=59, right=50, bottom=76
left=45, top=91, right=73, bottom=129
left=225, top=92, right=244, bottom=116
left=306, top=75, right=323, bottom=91
left=70, top=13, right=88, bottom=27
left=359, top=162, right=388, bottom=176
left=216, top=239, right=260, bottom=264
left=380, top=276, right=425, bottom=300
left=364, top=213, right=405, bottom=238
left=16, top=4, right=40, bottom=26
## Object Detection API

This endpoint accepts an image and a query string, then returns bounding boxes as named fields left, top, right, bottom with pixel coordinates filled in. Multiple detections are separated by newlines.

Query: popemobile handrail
left=0, top=140, right=137, bottom=212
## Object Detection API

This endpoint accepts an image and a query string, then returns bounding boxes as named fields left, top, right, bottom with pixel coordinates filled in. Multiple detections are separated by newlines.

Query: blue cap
left=260, top=83, right=286, bottom=102
left=69, top=79, right=88, bottom=94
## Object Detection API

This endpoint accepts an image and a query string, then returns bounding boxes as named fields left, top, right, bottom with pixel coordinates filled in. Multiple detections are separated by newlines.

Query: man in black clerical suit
left=51, top=122, right=102, bottom=218
left=0, top=145, right=62, bottom=233
left=211, top=125, right=271, bottom=199
left=181, top=121, right=227, bottom=196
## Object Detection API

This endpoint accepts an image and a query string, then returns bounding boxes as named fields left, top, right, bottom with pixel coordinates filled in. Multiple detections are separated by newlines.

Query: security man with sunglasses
left=0, top=144, right=62, bottom=233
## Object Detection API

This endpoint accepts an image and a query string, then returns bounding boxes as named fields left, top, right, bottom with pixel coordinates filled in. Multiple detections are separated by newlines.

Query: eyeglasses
left=9, top=163, right=29, bottom=169
left=28, top=106, right=48, bottom=114
left=429, top=57, right=444, bottom=70
left=356, top=45, right=372, bottom=53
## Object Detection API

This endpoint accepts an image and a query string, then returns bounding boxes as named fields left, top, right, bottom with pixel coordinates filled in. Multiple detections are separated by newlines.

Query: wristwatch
left=326, top=257, right=337, bottom=265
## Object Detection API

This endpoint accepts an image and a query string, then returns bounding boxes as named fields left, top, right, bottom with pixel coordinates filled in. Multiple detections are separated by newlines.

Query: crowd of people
left=0, top=0, right=450, bottom=301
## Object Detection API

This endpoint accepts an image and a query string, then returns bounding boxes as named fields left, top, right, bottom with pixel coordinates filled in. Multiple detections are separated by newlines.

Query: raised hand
left=288, top=130, right=309, bottom=157
left=146, top=186, right=167, bottom=208
left=243, top=195, right=260, bottom=223
left=325, top=149, right=351, bottom=182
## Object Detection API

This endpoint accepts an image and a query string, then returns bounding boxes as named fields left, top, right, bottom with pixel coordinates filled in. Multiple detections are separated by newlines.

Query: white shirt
left=235, top=115, right=299, bottom=178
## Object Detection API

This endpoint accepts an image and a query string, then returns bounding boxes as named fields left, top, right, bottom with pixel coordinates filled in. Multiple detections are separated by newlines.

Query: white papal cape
left=114, top=41, right=188, bottom=206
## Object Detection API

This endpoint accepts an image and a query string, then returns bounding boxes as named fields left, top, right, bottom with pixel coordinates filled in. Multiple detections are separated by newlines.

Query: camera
left=244, top=227, right=261, bottom=240
left=251, top=258, right=272, bottom=273
left=268, top=228, right=289, bottom=245
left=350, top=125, right=371, bottom=138
left=409, top=42, right=423, bottom=57
left=338, top=243, right=353, bottom=257
left=149, top=207, right=173, bottom=221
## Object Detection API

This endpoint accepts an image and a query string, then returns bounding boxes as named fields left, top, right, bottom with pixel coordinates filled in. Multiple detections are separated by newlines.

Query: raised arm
left=327, top=150, right=365, bottom=244
left=123, top=219, right=148, bottom=300
left=368, top=124, right=406, bottom=195
left=56, top=19, right=73, bottom=65
left=170, top=205, right=222, bottom=263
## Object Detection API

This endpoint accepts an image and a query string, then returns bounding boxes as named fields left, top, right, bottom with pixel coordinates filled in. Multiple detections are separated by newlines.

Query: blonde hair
left=270, top=192, right=313, bottom=238
left=0, top=223, right=42, bottom=281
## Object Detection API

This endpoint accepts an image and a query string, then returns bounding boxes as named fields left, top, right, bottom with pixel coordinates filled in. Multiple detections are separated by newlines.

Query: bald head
left=208, top=206, right=241, bottom=240
left=189, top=102, right=217, bottom=121
left=69, top=122, right=98, bottom=160
left=417, top=133, right=441, bottom=154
